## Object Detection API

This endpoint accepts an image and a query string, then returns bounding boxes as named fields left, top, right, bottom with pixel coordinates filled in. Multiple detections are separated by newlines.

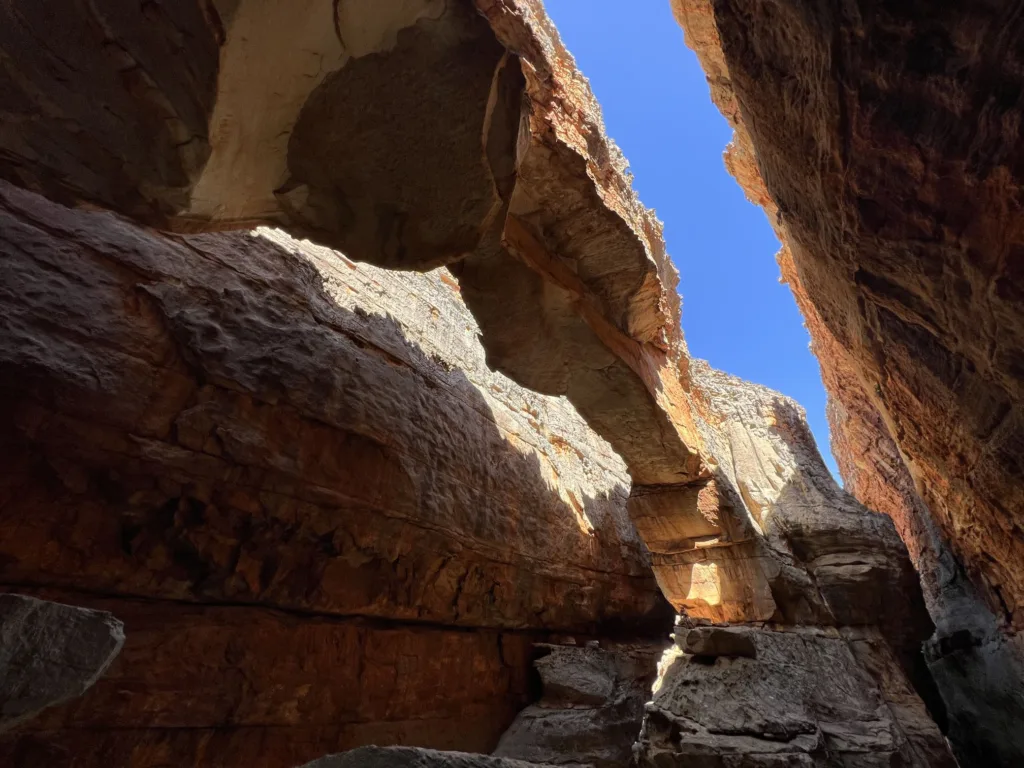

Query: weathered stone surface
left=810, top=267, right=1024, bottom=767
left=0, top=0, right=732, bottom=613
left=680, top=626, right=757, bottom=659
left=494, top=642, right=661, bottom=767
left=0, top=2, right=981, bottom=765
left=0, top=182, right=669, bottom=764
left=0, top=594, right=124, bottom=732
left=633, top=363, right=954, bottom=767
left=0, top=0, right=707, bottom=490
left=925, top=629, right=1024, bottom=768
left=673, top=1, right=1024, bottom=763
left=639, top=626, right=955, bottom=768
left=3, top=591, right=538, bottom=766
left=679, top=363, right=932, bottom=664
left=0, top=181, right=665, bottom=631
left=301, top=746, right=546, bottom=768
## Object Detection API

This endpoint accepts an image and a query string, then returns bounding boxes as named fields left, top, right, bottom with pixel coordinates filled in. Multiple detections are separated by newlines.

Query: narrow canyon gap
left=0, top=1, right=1021, bottom=766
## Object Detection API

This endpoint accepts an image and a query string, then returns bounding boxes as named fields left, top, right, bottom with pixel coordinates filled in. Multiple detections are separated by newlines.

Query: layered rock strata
left=0, top=1, right=751, bottom=616
left=494, top=642, right=660, bottom=766
left=672, top=1, right=1024, bottom=764
left=629, top=364, right=954, bottom=766
left=640, top=624, right=954, bottom=767
left=297, top=367, right=957, bottom=767
left=0, top=0, right=975, bottom=765
left=0, top=182, right=668, bottom=765
left=0, top=594, right=124, bottom=732
left=303, top=641, right=662, bottom=768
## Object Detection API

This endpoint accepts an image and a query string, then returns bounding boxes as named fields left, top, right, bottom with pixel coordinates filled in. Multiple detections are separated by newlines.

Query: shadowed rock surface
left=639, top=626, right=956, bottom=768
left=301, top=746, right=546, bottom=768
left=0, top=595, right=124, bottom=733
left=672, top=1, right=1024, bottom=763
left=0, top=0, right=719, bottom=611
left=494, top=643, right=661, bottom=767
left=683, top=363, right=933, bottom=663
left=630, top=364, right=954, bottom=767
left=0, top=182, right=669, bottom=765
left=0, top=0, right=1013, bottom=765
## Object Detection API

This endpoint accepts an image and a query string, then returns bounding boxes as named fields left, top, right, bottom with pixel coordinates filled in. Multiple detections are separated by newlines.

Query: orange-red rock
left=0, top=182, right=670, bottom=765
left=672, top=1, right=1024, bottom=763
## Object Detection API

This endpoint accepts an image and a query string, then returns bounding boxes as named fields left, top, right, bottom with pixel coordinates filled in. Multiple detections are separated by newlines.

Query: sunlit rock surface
left=0, top=0, right=1001, bottom=764
left=632, top=364, right=953, bottom=767
left=0, top=182, right=669, bottom=765
left=0, top=0, right=723, bottom=612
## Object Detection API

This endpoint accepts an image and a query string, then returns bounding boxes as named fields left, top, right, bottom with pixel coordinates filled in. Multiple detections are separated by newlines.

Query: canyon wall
left=672, top=0, right=1024, bottom=764
left=0, top=0, right=725, bottom=612
left=0, top=0, right=989, bottom=765
left=632, top=364, right=953, bottom=767
left=0, top=181, right=669, bottom=766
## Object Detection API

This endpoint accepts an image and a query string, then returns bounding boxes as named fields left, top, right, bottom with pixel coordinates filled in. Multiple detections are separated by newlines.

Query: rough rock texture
left=0, top=181, right=669, bottom=765
left=683, top=364, right=932, bottom=660
left=494, top=642, right=660, bottom=767
left=639, top=626, right=956, bottom=768
left=672, top=1, right=1024, bottom=763
left=0, top=1, right=736, bottom=615
left=0, top=1, right=976, bottom=765
left=813, top=278, right=1024, bottom=767
left=0, top=594, right=124, bottom=732
left=632, top=365, right=954, bottom=767
left=301, top=746, right=545, bottom=768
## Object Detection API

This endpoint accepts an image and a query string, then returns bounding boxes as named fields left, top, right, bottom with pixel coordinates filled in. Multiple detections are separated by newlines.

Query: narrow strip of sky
left=543, top=0, right=841, bottom=478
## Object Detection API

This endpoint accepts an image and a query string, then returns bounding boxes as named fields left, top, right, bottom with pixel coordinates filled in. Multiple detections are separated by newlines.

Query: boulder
left=0, top=594, right=124, bottom=732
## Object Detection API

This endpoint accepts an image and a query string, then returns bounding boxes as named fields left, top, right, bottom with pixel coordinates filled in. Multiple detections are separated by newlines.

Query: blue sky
left=544, top=0, right=840, bottom=478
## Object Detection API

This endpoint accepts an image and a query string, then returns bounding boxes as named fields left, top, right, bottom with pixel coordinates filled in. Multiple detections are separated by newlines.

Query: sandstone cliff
left=0, top=0, right=990, bottom=766
left=0, top=182, right=669, bottom=765
left=0, top=0, right=722, bottom=614
left=631, top=363, right=953, bottom=767
left=672, top=0, right=1024, bottom=764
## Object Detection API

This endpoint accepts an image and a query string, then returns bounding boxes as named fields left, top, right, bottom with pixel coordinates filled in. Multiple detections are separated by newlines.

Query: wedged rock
left=638, top=626, right=956, bottom=768
left=679, top=626, right=757, bottom=659
left=633, top=364, right=956, bottom=766
left=494, top=643, right=661, bottom=767
left=0, top=594, right=124, bottom=732
left=0, top=1, right=992, bottom=766
left=301, top=746, right=547, bottom=768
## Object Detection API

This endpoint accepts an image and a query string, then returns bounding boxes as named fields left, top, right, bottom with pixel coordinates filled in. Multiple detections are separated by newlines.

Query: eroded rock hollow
left=0, top=0, right=1019, bottom=766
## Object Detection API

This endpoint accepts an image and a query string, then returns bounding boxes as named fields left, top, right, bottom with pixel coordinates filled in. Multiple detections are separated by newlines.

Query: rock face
left=632, top=364, right=955, bottom=767
left=0, top=1, right=979, bottom=766
left=494, top=643, right=660, bottom=767
left=641, top=626, right=954, bottom=768
left=0, top=1, right=739, bottom=616
left=0, top=594, right=124, bottom=732
left=683, top=363, right=932, bottom=659
left=304, top=641, right=661, bottom=768
left=816, top=287, right=1024, bottom=767
left=0, top=181, right=669, bottom=765
left=672, top=0, right=1024, bottom=763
